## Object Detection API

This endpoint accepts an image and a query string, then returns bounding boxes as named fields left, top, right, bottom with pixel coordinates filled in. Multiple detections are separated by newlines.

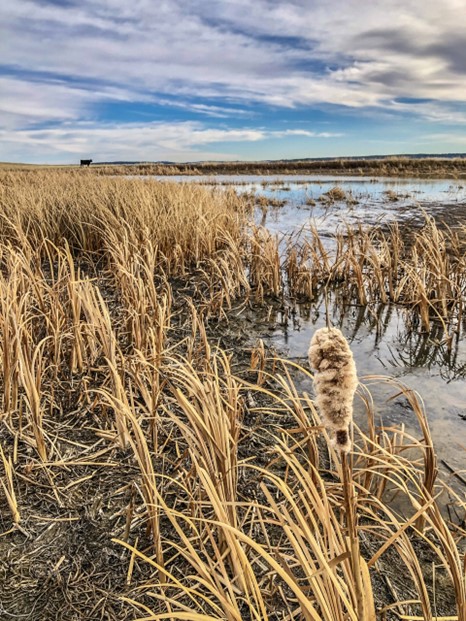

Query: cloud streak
left=0, top=120, right=342, bottom=163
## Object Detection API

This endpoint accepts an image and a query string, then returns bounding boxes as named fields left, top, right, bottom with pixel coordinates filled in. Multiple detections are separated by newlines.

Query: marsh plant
left=308, top=327, right=370, bottom=620
left=79, top=155, right=466, bottom=178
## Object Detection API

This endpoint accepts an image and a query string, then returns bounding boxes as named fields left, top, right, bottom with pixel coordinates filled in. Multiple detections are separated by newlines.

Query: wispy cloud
left=3, top=0, right=466, bottom=109
left=150, top=98, right=254, bottom=119
left=0, top=75, right=147, bottom=130
left=421, top=132, right=466, bottom=146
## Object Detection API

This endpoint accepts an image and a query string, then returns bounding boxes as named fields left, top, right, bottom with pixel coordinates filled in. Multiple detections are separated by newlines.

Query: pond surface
left=158, top=174, right=466, bottom=486
left=252, top=178, right=466, bottom=238
left=160, top=173, right=466, bottom=232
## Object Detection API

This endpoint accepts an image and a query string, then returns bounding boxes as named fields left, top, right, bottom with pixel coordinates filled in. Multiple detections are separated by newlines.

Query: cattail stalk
left=0, top=443, right=20, bottom=524
left=309, top=327, right=369, bottom=620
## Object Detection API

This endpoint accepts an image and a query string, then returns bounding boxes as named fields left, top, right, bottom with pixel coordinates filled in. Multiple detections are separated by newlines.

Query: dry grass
left=0, top=169, right=464, bottom=620
left=320, top=186, right=349, bottom=202
left=4, top=156, right=466, bottom=178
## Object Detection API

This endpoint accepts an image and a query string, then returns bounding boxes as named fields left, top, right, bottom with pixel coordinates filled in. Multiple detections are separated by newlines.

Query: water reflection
left=384, top=322, right=466, bottom=382
left=249, top=180, right=466, bottom=237
left=274, top=291, right=465, bottom=382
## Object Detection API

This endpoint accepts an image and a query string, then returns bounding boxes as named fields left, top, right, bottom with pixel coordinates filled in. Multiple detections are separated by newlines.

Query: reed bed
left=0, top=169, right=464, bottom=620
left=0, top=169, right=247, bottom=273
left=281, top=219, right=466, bottom=336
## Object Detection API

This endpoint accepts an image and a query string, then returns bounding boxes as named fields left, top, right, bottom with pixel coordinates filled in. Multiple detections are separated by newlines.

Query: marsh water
left=159, top=175, right=466, bottom=484
left=165, top=174, right=466, bottom=233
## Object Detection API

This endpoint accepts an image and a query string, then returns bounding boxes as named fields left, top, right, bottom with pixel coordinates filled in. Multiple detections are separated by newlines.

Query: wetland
left=0, top=168, right=464, bottom=620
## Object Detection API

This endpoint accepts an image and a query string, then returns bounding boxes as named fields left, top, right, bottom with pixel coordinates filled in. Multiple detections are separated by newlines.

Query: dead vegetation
left=320, top=186, right=348, bottom=202
left=0, top=169, right=464, bottom=620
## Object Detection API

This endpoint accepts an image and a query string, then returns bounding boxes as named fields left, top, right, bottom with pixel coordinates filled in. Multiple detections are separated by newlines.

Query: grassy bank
left=0, top=170, right=464, bottom=620
left=3, top=155, right=466, bottom=178
left=89, top=156, right=466, bottom=178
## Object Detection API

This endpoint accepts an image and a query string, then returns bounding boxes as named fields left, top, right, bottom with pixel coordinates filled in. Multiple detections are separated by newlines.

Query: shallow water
left=250, top=176, right=466, bottom=238
left=157, top=174, right=466, bottom=485
left=157, top=174, right=466, bottom=242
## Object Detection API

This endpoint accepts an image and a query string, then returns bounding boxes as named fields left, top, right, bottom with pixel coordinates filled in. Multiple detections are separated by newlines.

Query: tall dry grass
left=110, top=351, right=464, bottom=621
left=0, top=169, right=247, bottom=273
left=0, top=169, right=464, bottom=620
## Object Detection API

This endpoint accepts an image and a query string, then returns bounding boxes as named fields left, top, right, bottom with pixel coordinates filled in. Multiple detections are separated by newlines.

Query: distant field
left=3, top=155, right=466, bottom=177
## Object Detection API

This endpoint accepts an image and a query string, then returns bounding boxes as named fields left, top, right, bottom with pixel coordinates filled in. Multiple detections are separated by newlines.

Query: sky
left=1, top=0, right=466, bottom=163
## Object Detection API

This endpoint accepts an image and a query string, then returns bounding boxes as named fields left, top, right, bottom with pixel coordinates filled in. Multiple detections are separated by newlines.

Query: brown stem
left=342, top=451, right=365, bottom=620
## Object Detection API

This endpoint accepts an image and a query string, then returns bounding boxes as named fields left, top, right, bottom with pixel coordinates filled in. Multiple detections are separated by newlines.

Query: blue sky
left=1, top=0, right=466, bottom=163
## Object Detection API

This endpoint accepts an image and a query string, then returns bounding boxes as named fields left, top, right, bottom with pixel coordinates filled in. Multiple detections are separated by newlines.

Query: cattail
left=308, top=327, right=358, bottom=452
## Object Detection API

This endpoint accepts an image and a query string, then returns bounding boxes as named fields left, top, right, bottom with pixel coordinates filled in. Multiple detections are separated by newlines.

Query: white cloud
left=0, top=120, right=342, bottom=163
left=0, top=75, right=154, bottom=130
left=421, top=132, right=466, bottom=146
left=272, top=129, right=342, bottom=138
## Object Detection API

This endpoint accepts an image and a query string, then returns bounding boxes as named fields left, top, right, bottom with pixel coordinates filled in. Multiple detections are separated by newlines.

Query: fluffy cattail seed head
left=308, top=327, right=358, bottom=453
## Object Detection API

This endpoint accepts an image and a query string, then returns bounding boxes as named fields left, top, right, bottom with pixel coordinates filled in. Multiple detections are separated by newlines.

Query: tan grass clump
left=321, top=185, right=347, bottom=202
left=308, top=327, right=358, bottom=452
